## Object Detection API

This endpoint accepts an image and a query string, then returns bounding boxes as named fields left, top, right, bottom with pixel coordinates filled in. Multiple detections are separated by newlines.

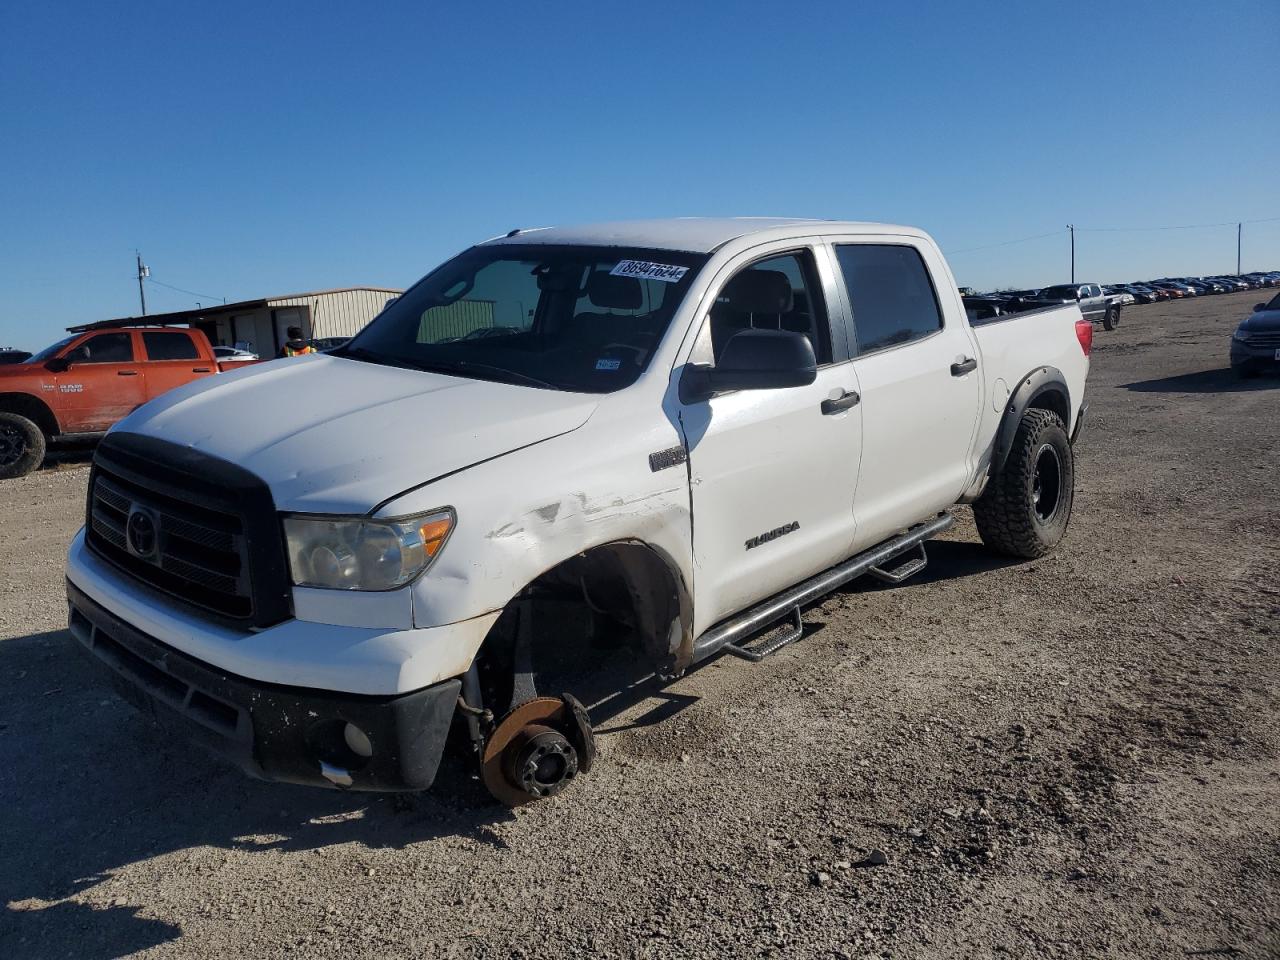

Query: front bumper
left=68, top=580, right=460, bottom=791
left=1231, top=339, right=1280, bottom=371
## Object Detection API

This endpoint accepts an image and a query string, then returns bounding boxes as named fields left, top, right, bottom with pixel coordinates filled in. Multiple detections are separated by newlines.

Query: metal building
left=93, top=287, right=403, bottom=357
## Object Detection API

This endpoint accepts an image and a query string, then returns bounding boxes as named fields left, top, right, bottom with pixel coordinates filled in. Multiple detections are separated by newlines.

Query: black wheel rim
left=0, top=423, right=26, bottom=468
left=1032, top=443, right=1062, bottom=523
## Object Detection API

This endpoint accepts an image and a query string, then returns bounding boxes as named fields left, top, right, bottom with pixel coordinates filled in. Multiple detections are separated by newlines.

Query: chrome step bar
left=691, top=513, right=954, bottom=664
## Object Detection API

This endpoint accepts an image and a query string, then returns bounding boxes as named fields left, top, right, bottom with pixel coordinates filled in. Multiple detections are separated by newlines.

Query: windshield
left=342, top=244, right=708, bottom=393
left=26, top=335, right=77, bottom=364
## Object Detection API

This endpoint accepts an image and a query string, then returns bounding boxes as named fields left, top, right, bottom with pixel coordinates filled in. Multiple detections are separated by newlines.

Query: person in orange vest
left=280, top=326, right=315, bottom=357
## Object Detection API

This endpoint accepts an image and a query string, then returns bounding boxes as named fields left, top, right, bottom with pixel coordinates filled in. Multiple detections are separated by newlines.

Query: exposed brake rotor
left=481, top=694, right=596, bottom=807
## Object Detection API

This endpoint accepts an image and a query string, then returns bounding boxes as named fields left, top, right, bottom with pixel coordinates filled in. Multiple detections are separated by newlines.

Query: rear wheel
left=0, top=412, right=46, bottom=480
left=1103, top=306, right=1120, bottom=330
left=974, top=409, right=1074, bottom=558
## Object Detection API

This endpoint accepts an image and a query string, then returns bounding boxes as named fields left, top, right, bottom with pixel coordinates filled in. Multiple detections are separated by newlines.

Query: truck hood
left=116, top=355, right=599, bottom=513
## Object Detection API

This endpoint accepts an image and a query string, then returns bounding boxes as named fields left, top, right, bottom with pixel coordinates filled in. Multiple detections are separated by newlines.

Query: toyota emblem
left=126, top=506, right=159, bottom=559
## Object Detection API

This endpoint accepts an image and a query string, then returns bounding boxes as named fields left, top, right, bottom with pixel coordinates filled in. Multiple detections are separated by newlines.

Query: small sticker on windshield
left=595, top=358, right=622, bottom=371
left=610, top=260, right=688, bottom=283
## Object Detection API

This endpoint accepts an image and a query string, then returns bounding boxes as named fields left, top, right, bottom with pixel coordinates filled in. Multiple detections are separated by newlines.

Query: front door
left=826, top=240, right=983, bottom=550
left=55, top=331, right=147, bottom=433
left=678, top=245, right=863, bottom=635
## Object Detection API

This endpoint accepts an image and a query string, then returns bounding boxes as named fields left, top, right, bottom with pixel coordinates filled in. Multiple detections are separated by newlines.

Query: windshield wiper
left=445, top=361, right=556, bottom=389
left=340, top=348, right=556, bottom=389
left=339, top=345, right=422, bottom=371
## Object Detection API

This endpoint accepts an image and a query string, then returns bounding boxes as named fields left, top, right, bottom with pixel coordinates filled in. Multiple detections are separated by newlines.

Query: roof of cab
left=480, top=217, right=922, bottom=254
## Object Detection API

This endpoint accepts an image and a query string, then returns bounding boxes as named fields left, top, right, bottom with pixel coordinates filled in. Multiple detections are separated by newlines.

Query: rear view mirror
left=681, top=329, right=817, bottom=401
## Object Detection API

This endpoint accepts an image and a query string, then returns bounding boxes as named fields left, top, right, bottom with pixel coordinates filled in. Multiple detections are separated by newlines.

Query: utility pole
left=136, top=252, right=150, bottom=316
left=1068, top=224, right=1075, bottom=283
left=1237, top=222, right=1242, bottom=276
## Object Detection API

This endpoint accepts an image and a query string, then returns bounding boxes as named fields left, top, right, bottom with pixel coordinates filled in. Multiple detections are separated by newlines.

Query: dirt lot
left=1, top=290, right=1277, bottom=959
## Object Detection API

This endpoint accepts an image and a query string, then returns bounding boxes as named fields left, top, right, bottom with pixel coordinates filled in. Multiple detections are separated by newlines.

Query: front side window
left=344, top=245, right=708, bottom=393
left=833, top=245, right=943, bottom=355
left=75, top=333, right=134, bottom=364
left=142, top=332, right=200, bottom=361
left=708, top=251, right=833, bottom=365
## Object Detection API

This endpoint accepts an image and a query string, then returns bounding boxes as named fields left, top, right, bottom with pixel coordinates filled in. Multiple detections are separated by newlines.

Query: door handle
left=951, top=357, right=978, bottom=376
left=821, top=390, right=861, bottom=414
left=192, top=367, right=211, bottom=373
left=117, top=370, right=139, bottom=376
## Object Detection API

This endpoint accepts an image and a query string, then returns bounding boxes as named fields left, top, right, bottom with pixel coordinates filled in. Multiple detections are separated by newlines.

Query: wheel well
left=1026, top=385, right=1069, bottom=426
left=472, top=541, right=691, bottom=715
left=990, top=369, right=1072, bottom=477
left=0, top=393, right=58, bottom=437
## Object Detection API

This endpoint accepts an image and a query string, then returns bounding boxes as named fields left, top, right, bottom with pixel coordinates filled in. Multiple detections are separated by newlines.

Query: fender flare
left=991, top=366, right=1072, bottom=475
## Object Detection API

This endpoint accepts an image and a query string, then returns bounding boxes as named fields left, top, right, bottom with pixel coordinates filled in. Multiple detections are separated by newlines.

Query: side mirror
left=45, top=356, right=71, bottom=373
left=681, top=329, right=817, bottom=402
left=1255, top=303, right=1267, bottom=312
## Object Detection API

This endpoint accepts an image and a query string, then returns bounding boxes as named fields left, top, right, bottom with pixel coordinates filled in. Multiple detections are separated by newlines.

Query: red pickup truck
left=0, top=324, right=240, bottom=479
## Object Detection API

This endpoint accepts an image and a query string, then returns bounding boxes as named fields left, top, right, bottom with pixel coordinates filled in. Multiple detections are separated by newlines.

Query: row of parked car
left=960, top=271, right=1280, bottom=327
left=1103, top=271, right=1280, bottom=304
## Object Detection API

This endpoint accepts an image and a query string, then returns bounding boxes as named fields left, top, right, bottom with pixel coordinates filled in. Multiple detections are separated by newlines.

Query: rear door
left=140, top=330, right=216, bottom=400
left=54, top=331, right=146, bottom=432
left=678, top=241, right=863, bottom=634
left=827, top=238, right=984, bottom=551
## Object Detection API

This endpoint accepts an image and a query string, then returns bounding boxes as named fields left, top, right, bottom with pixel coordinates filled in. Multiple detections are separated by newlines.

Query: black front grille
left=1244, top=332, right=1280, bottom=349
left=86, top=433, right=293, bottom=628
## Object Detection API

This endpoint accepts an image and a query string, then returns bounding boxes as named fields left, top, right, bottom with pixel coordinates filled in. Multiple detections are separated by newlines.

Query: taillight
left=1075, top=319, right=1093, bottom=356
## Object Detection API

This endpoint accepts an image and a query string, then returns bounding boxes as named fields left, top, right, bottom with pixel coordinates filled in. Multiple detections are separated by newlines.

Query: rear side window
left=143, top=332, right=200, bottom=361
left=833, top=245, right=942, bottom=355
left=76, top=333, right=134, bottom=363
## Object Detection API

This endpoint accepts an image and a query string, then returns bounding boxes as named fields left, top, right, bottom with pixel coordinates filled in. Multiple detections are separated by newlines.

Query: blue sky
left=1, top=0, right=1277, bottom=349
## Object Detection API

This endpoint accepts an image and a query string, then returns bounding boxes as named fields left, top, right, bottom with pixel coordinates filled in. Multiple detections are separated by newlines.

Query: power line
left=1078, top=215, right=1280, bottom=233
left=145, top=276, right=226, bottom=304
left=946, top=229, right=1064, bottom=256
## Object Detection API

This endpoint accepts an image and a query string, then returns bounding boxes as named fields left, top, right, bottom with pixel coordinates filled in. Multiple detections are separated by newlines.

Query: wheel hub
left=480, top=695, right=596, bottom=807
left=1032, top=443, right=1062, bottom=522
left=507, top=724, right=579, bottom=799
left=0, top=424, right=26, bottom=468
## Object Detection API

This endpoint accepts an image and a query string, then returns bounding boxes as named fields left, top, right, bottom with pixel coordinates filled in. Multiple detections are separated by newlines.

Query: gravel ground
left=1, top=290, right=1277, bottom=959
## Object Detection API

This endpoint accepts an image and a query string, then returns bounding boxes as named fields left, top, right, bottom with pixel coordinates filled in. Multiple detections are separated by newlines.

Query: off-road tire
left=1103, top=306, right=1120, bottom=331
left=0, top=412, right=46, bottom=480
left=974, top=408, right=1074, bottom=559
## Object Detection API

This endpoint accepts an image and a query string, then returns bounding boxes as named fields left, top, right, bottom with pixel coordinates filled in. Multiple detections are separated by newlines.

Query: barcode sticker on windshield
left=610, top=260, right=688, bottom=283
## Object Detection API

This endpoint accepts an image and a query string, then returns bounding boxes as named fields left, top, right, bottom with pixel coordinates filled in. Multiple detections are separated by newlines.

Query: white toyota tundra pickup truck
left=65, top=218, right=1091, bottom=805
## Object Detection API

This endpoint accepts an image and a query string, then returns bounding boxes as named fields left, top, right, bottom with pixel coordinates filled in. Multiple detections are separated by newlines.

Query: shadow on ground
left=1123, top=367, right=1279, bottom=394
left=41, top=441, right=96, bottom=472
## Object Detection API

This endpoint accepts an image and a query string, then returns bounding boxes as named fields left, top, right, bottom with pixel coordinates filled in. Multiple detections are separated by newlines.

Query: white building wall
left=267, top=288, right=402, bottom=340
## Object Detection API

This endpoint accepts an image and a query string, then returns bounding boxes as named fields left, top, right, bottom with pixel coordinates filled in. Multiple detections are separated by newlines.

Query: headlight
left=283, top=510, right=454, bottom=591
left=1232, top=330, right=1251, bottom=342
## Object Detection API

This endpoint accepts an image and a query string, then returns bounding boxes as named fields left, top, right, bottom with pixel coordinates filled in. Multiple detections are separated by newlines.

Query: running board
left=691, top=513, right=954, bottom=665
left=724, top=606, right=804, bottom=662
left=868, top=543, right=928, bottom=584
